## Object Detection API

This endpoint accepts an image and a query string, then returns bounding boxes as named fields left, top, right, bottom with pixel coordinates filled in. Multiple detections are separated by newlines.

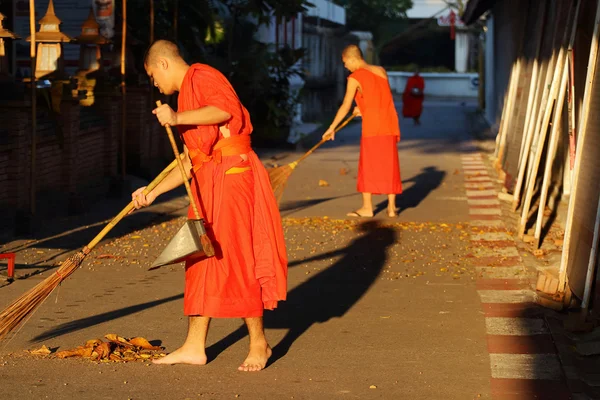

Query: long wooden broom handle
left=156, top=100, right=202, bottom=220
left=294, top=113, right=355, bottom=165
left=86, top=154, right=183, bottom=251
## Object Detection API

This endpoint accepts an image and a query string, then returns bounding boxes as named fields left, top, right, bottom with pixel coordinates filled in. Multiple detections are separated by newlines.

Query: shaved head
left=144, top=40, right=189, bottom=95
left=342, top=44, right=363, bottom=60
left=144, top=40, right=182, bottom=66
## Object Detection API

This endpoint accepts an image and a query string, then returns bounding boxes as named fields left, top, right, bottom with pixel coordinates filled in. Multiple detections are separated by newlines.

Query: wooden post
left=567, top=48, right=576, bottom=171
left=150, top=0, right=154, bottom=44
left=558, top=0, right=600, bottom=293
left=29, top=0, right=36, bottom=216
left=518, top=1, right=575, bottom=239
left=149, top=0, right=154, bottom=156
left=534, top=61, right=568, bottom=248
left=495, top=59, right=520, bottom=169
left=513, top=6, right=562, bottom=212
left=534, top=0, right=582, bottom=248
left=515, top=4, right=547, bottom=188
left=121, top=0, right=127, bottom=180
left=173, top=0, right=178, bottom=43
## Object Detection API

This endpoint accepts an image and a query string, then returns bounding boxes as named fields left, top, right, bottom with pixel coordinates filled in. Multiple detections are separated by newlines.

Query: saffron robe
left=349, top=68, right=402, bottom=195
left=402, top=74, right=425, bottom=118
left=177, top=63, right=287, bottom=318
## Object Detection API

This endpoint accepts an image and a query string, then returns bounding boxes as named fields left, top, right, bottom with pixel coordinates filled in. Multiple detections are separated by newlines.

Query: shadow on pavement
left=205, top=220, right=396, bottom=365
left=279, top=194, right=356, bottom=216
left=32, top=294, right=184, bottom=342
left=374, top=166, right=446, bottom=216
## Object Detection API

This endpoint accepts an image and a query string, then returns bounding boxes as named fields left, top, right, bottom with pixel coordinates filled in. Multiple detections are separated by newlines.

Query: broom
left=269, top=114, right=355, bottom=203
left=0, top=155, right=182, bottom=340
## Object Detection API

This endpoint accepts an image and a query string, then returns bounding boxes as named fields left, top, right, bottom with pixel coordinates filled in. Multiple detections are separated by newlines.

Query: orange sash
left=188, top=135, right=252, bottom=173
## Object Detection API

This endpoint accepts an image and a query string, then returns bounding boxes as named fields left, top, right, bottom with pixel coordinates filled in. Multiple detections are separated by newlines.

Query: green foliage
left=332, top=0, right=412, bottom=40
left=116, top=0, right=311, bottom=145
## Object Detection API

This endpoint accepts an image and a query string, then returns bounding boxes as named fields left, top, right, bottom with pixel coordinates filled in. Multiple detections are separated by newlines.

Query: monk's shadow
left=374, top=166, right=446, bottom=216
left=205, top=221, right=397, bottom=365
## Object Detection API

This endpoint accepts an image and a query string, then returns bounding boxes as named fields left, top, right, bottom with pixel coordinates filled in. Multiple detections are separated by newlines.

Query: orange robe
left=402, top=75, right=425, bottom=118
left=177, top=63, right=287, bottom=318
left=350, top=68, right=402, bottom=195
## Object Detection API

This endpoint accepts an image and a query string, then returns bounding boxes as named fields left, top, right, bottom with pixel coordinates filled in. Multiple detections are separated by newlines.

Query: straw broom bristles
left=268, top=114, right=355, bottom=203
left=0, top=250, right=87, bottom=339
left=0, top=156, right=181, bottom=340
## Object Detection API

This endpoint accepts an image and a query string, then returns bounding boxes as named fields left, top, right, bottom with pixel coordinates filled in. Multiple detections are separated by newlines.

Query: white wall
left=305, top=0, right=346, bottom=25
left=406, top=0, right=449, bottom=19
left=484, top=15, right=495, bottom=125
left=388, top=71, right=479, bottom=98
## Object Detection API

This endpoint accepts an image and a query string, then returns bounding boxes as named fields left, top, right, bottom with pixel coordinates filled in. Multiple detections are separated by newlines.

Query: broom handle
left=156, top=100, right=202, bottom=220
left=86, top=155, right=182, bottom=251
left=295, top=114, right=355, bottom=165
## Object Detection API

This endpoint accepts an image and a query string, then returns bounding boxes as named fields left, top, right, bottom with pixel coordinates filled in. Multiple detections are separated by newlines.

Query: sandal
left=347, top=211, right=373, bottom=218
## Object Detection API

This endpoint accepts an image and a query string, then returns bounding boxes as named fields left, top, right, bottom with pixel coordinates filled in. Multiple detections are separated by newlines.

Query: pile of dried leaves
left=29, top=334, right=165, bottom=363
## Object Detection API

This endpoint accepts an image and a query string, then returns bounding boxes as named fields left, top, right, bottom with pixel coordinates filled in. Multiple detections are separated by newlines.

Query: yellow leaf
left=29, top=345, right=52, bottom=356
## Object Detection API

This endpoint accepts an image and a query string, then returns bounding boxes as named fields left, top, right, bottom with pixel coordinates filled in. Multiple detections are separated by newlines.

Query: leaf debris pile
left=29, top=334, right=165, bottom=363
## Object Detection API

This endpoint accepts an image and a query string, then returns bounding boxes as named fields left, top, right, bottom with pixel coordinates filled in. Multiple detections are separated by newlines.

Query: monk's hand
left=352, top=106, right=362, bottom=117
left=322, top=126, right=336, bottom=141
left=153, top=104, right=178, bottom=127
left=130, top=186, right=156, bottom=214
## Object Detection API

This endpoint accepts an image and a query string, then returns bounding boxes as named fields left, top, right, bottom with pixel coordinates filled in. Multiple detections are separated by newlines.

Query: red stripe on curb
left=487, top=335, right=557, bottom=354
left=491, top=378, right=570, bottom=399
left=470, top=214, right=503, bottom=221
left=470, top=240, right=517, bottom=248
left=476, top=279, right=531, bottom=290
left=469, top=204, right=503, bottom=209
left=471, top=256, right=522, bottom=266
left=481, top=303, right=544, bottom=318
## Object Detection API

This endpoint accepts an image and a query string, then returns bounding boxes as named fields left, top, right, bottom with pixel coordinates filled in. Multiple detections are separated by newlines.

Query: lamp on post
left=0, top=12, right=18, bottom=77
left=74, top=7, right=108, bottom=105
left=26, top=0, right=72, bottom=80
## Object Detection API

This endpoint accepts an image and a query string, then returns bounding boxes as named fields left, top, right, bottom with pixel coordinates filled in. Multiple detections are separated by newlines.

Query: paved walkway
left=0, top=100, right=572, bottom=399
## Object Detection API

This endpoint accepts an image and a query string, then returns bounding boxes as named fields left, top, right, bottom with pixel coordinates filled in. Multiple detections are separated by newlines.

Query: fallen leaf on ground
left=318, top=180, right=329, bottom=187
left=56, top=347, right=92, bottom=359
left=339, top=168, right=349, bottom=175
left=105, top=334, right=131, bottom=346
left=85, top=339, right=103, bottom=348
left=369, top=385, right=377, bottom=389
left=28, top=345, right=52, bottom=356
left=129, top=337, right=162, bottom=351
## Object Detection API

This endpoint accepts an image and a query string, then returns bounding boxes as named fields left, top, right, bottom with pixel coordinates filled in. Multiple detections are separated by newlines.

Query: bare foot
left=387, top=208, right=397, bottom=217
left=238, top=344, right=272, bottom=372
left=152, top=346, right=207, bottom=365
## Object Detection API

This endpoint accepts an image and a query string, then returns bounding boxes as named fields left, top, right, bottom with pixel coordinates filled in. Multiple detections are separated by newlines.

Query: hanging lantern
left=26, top=0, right=72, bottom=79
left=74, top=7, right=109, bottom=105
left=76, top=8, right=108, bottom=73
left=0, top=12, right=18, bottom=75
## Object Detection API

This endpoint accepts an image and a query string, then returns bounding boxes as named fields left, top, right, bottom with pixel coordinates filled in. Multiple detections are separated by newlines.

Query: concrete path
left=0, top=100, right=566, bottom=399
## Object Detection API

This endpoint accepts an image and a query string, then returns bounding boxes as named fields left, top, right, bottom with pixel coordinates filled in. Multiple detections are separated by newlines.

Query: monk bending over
left=323, top=44, right=402, bottom=218
left=131, top=40, right=287, bottom=372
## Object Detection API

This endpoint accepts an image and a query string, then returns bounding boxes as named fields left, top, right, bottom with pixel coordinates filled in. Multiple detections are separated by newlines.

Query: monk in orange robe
left=323, top=45, right=402, bottom=217
left=402, top=69, right=425, bottom=125
left=131, top=40, right=287, bottom=372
